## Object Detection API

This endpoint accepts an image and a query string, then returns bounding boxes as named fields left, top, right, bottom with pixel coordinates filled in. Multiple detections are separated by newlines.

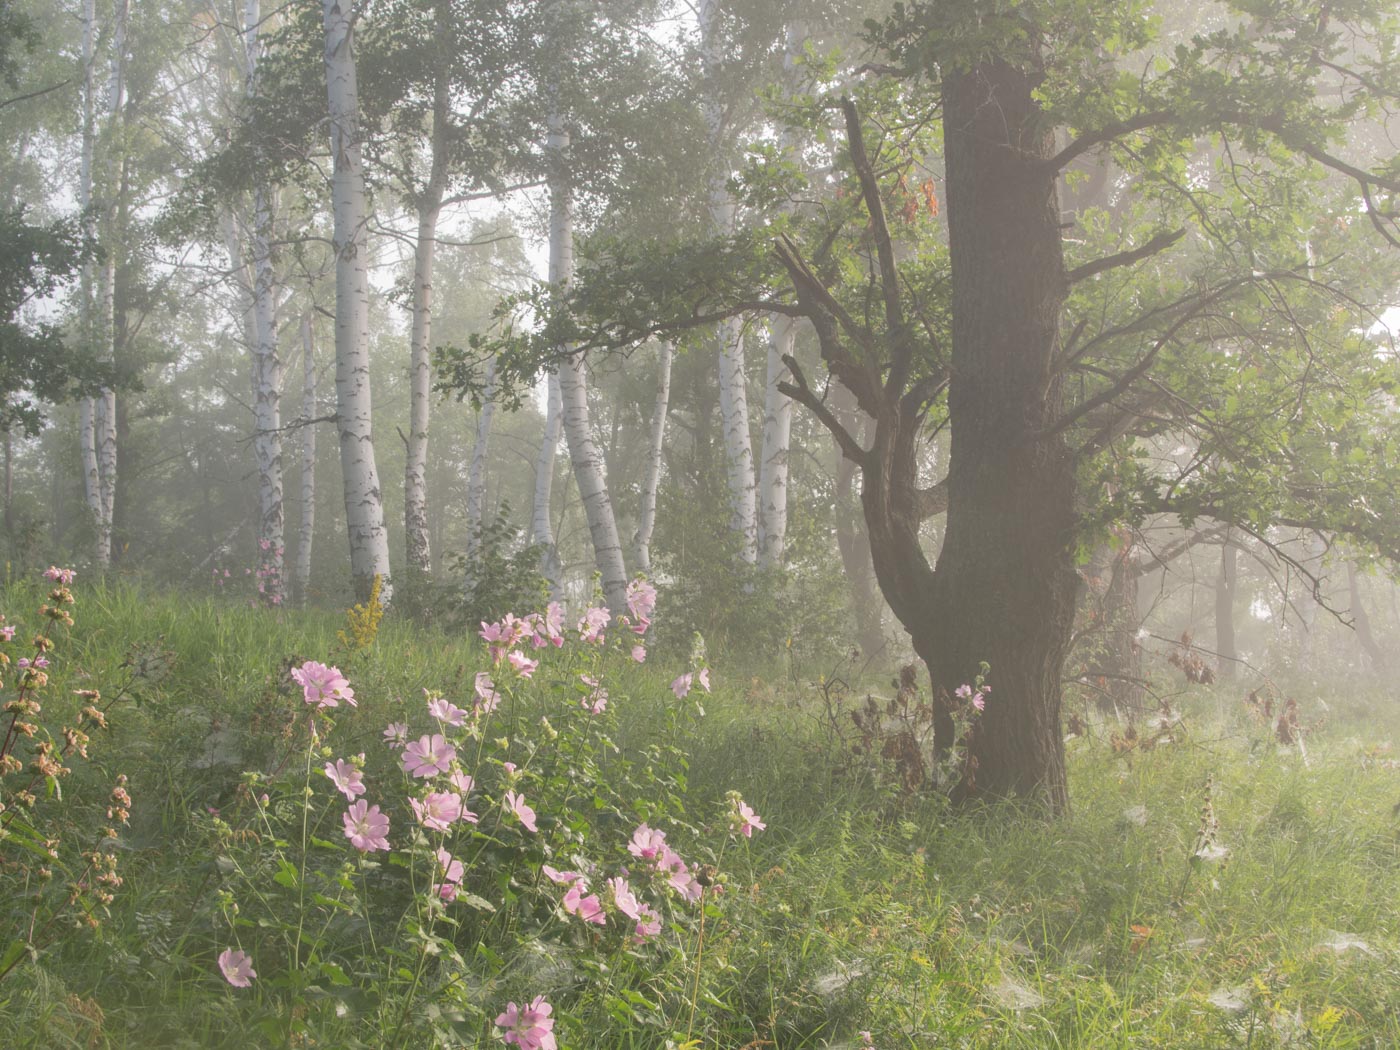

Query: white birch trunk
left=757, top=317, right=794, bottom=569
left=548, top=110, right=628, bottom=614
left=633, top=341, right=672, bottom=575
left=530, top=371, right=564, bottom=598
left=295, top=310, right=317, bottom=606
left=245, top=0, right=285, bottom=604
left=404, top=2, right=449, bottom=581
left=699, top=0, right=757, bottom=564
left=405, top=200, right=439, bottom=580
left=90, top=0, right=128, bottom=568
left=756, top=24, right=805, bottom=571
left=323, top=0, right=392, bottom=603
left=78, top=0, right=100, bottom=546
left=462, top=356, right=497, bottom=596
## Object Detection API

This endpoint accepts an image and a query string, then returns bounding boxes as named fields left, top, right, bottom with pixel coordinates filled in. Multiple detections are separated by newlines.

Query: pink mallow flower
left=410, top=791, right=466, bottom=831
left=504, top=790, right=537, bottom=833
left=402, top=734, right=456, bottom=778
left=342, top=800, right=390, bottom=852
left=626, top=578, right=657, bottom=632
left=562, top=882, right=606, bottom=925
left=628, top=824, right=667, bottom=860
left=631, top=644, right=646, bottom=664
left=291, top=661, right=355, bottom=709
left=577, top=606, right=610, bottom=644
left=474, top=672, right=500, bottom=716
left=44, top=566, right=77, bottom=585
left=729, top=795, right=766, bottom=838
left=542, top=864, right=587, bottom=888
left=434, top=847, right=465, bottom=900
left=324, top=759, right=366, bottom=801
left=427, top=695, right=468, bottom=727
left=579, top=674, right=608, bottom=715
left=383, top=722, right=408, bottom=749
left=496, top=996, right=557, bottom=1050
left=507, top=650, right=538, bottom=679
left=217, top=948, right=256, bottom=987
left=634, top=901, right=662, bottom=940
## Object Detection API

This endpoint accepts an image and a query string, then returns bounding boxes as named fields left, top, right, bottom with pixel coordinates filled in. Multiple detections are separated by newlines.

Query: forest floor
left=3, top=579, right=1399, bottom=1049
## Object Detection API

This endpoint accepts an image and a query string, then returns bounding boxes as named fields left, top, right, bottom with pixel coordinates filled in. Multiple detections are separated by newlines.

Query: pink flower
left=697, top=667, right=711, bottom=692
left=971, top=691, right=986, bottom=712
left=496, top=996, right=557, bottom=1050
left=434, top=847, right=465, bottom=898
left=427, top=695, right=468, bottom=727
left=609, top=876, right=641, bottom=920
left=291, top=661, right=355, bottom=709
left=562, top=882, right=606, bottom=925
left=0, top=625, right=14, bottom=642
left=343, top=800, right=391, bottom=851
left=217, top=948, right=256, bottom=987
left=474, top=672, right=500, bottom=715
left=954, top=684, right=972, bottom=700
left=628, top=824, right=667, bottom=860
left=626, top=578, right=657, bottom=632
left=577, top=606, right=610, bottom=644
left=43, top=566, right=76, bottom=585
left=730, top=796, right=766, bottom=838
left=670, top=673, right=693, bottom=699
left=579, top=674, right=608, bottom=715
left=504, top=790, right=537, bottom=833
left=402, top=734, right=455, bottom=778
left=324, top=759, right=366, bottom=800
left=631, top=645, right=646, bottom=663
left=507, top=650, right=538, bottom=679
left=543, top=602, right=566, bottom=647
left=383, top=722, right=408, bottom=748
left=542, top=864, right=587, bottom=887
left=633, top=901, right=662, bottom=940
left=410, top=791, right=466, bottom=831
left=449, top=771, right=475, bottom=794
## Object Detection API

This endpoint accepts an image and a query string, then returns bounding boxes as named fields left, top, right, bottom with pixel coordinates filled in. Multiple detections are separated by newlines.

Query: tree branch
left=1046, top=110, right=1174, bottom=172
left=1067, top=228, right=1185, bottom=284
left=776, top=354, right=868, bottom=466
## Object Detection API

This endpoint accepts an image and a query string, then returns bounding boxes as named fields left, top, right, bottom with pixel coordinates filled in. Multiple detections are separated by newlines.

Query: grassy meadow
left=3, top=576, right=1399, bottom=1049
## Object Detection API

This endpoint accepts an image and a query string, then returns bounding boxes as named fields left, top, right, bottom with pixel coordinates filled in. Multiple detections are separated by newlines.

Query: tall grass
left=3, top=581, right=1398, bottom=1048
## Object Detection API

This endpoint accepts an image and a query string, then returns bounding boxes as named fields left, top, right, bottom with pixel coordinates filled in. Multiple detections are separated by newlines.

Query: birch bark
left=530, top=372, right=564, bottom=597
left=295, top=311, right=317, bottom=605
left=699, top=0, right=757, bottom=565
left=462, top=356, right=497, bottom=597
left=548, top=109, right=628, bottom=613
left=757, top=318, right=794, bottom=568
left=323, top=0, right=392, bottom=602
left=633, top=341, right=672, bottom=575
left=77, top=0, right=100, bottom=552
left=404, top=0, right=451, bottom=582
left=245, top=0, right=285, bottom=604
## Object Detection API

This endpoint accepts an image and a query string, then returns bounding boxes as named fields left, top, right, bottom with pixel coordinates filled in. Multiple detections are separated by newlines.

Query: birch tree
left=529, top=372, right=564, bottom=596
left=294, top=309, right=317, bottom=605
left=633, top=341, right=672, bottom=574
left=323, top=0, right=392, bottom=602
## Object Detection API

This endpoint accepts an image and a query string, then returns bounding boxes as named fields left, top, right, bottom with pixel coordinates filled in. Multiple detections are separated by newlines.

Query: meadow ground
left=3, top=578, right=1399, bottom=1049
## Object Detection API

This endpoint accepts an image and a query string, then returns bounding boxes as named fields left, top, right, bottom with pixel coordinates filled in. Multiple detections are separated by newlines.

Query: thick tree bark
left=633, top=341, right=672, bottom=575
left=830, top=385, right=884, bottom=659
left=1215, top=537, right=1238, bottom=680
left=549, top=110, right=628, bottom=614
left=324, top=0, right=392, bottom=603
left=530, top=372, right=564, bottom=598
left=295, top=311, right=317, bottom=606
left=1346, top=561, right=1385, bottom=671
left=925, top=60, right=1078, bottom=811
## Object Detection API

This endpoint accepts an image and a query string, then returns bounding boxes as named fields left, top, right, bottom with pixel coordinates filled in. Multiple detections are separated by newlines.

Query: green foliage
left=0, top=209, right=116, bottom=435
left=448, top=507, right=549, bottom=629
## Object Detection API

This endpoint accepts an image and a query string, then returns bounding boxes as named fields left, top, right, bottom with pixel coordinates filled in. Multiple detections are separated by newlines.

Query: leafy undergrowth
left=3, top=577, right=1398, bottom=1049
